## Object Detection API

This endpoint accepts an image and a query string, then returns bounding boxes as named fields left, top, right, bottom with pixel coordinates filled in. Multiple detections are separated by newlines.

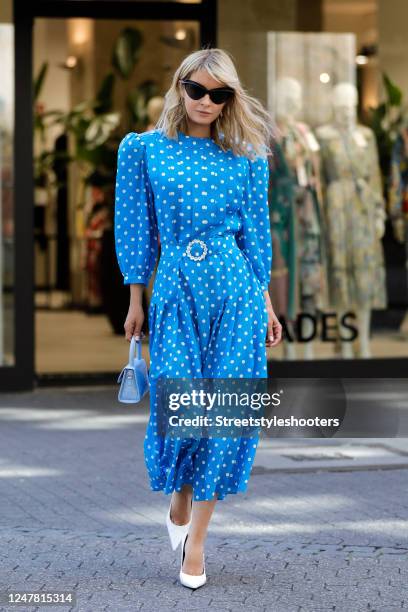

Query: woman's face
left=180, top=69, right=228, bottom=129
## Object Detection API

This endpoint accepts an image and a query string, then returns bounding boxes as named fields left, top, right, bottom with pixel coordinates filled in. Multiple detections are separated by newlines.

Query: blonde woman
left=114, top=47, right=282, bottom=589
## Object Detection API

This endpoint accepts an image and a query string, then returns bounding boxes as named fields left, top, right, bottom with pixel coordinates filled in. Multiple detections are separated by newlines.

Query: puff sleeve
left=235, top=154, right=273, bottom=291
left=114, top=132, right=159, bottom=286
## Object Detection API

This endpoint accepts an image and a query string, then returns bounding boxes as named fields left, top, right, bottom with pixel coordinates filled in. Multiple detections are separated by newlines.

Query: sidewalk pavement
left=0, top=386, right=407, bottom=612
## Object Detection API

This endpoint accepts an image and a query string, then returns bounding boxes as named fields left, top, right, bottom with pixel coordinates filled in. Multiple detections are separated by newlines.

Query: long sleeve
left=235, top=154, right=273, bottom=291
left=114, top=132, right=159, bottom=286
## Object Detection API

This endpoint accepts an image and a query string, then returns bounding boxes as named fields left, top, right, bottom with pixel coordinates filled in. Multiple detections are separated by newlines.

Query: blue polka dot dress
left=114, top=128, right=272, bottom=501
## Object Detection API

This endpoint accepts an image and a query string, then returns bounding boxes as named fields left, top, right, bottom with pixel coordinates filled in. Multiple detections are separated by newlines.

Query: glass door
left=33, top=17, right=200, bottom=376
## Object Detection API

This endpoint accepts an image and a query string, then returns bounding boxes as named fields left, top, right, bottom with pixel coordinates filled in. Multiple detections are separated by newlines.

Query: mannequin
left=315, top=82, right=387, bottom=359
left=146, top=96, right=165, bottom=131
left=267, top=139, right=296, bottom=355
left=275, top=77, right=328, bottom=360
left=276, top=77, right=303, bottom=123
left=389, top=121, right=408, bottom=244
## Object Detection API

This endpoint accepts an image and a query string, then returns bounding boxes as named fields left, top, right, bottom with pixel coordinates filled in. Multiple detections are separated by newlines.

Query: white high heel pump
left=166, top=499, right=192, bottom=551
left=179, top=533, right=207, bottom=590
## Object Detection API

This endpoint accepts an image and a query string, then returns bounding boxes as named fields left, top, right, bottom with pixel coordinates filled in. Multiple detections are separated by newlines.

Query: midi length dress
left=315, top=124, right=387, bottom=310
left=114, top=128, right=273, bottom=501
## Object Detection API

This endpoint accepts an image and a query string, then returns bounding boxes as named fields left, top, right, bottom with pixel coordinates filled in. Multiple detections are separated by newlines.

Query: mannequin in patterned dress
left=389, top=123, right=408, bottom=244
left=275, top=77, right=328, bottom=360
left=316, top=83, right=387, bottom=358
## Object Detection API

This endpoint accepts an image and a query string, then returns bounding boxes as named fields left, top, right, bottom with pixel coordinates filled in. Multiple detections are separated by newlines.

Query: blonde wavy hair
left=155, top=47, right=275, bottom=160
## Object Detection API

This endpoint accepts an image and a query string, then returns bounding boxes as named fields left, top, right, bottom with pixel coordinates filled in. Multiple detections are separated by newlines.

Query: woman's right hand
left=124, top=303, right=145, bottom=342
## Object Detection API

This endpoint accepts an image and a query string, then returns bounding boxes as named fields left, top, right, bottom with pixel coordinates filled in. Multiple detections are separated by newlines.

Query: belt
left=151, top=227, right=246, bottom=305
left=160, top=228, right=239, bottom=264
left=152, top=228, right=251, bottom=305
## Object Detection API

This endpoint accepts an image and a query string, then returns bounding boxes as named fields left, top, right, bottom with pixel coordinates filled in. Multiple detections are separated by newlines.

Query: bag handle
left=129, top=336, right=142, bottom=364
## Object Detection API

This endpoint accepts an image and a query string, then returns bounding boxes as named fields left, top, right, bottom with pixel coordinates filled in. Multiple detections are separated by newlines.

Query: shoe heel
left=179, top=533, right=207, bottom=590
left=166, top=503, right=191, bottom=551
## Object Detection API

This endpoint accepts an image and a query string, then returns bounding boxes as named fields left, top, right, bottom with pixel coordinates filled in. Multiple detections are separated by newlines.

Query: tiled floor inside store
left=35, top=304, right=408, bottom=374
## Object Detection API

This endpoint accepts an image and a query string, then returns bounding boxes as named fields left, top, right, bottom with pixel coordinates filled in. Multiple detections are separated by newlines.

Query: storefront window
left=33, top=17, right=200, bottom=374
left=0, top=23, right=14, bottom=367
left=264, top=31, right=408, bottom=361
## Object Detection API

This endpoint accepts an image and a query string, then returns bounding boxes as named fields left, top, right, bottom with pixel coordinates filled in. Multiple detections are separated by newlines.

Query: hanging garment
left=278, top=120, right=328, bottom=316
left=389, top=125, right=408, bottom=234
left=114, top=129, right=272, bottom=501
left=315, top=123, right=387, bottom=310
left=267, top=139, right=297, bottom=320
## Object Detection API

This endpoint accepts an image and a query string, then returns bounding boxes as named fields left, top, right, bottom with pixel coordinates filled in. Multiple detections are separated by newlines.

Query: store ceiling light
left=65, top=56, right=78, bottom=69
left=175, top=29, right=187, bottom=41
left=320, top=72, right=331, bottom=84
left=356, top=54, right=369, bottom=65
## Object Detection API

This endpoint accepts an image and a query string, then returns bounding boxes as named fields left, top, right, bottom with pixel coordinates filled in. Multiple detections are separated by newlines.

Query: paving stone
left=0, top=387, right=407, bottom=611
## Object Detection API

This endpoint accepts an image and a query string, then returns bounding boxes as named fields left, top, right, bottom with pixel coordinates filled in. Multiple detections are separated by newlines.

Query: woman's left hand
left=264, top=290, right=282, bottom=348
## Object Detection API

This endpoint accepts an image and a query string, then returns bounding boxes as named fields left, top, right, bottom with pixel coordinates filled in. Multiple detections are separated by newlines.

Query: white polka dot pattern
left=114, top=132, right=160, bottom=285
left=114, top=129, right=273, bottom=501
left=114, top=129, right=272, bottom=289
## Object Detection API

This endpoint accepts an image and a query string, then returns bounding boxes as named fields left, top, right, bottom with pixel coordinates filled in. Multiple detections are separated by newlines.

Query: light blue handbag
left=117, top=336, right=150, bottom=403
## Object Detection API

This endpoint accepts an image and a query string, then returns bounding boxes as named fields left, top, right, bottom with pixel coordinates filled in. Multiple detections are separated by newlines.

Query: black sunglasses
left=180, top=79, right=234, bottom=105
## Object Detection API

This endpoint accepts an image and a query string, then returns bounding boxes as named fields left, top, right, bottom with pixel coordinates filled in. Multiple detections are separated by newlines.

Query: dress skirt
left=143, top=232, right=268, bottom=501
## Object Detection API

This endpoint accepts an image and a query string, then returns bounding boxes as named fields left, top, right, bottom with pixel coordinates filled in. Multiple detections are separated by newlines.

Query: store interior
left=33, top=18, right=200, bottom=373
left=1, top=0, right=406, bottom=374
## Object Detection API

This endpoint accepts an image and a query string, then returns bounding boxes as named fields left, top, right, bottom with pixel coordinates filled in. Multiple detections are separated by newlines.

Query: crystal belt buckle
left=184, top=238, right=208, bottom=261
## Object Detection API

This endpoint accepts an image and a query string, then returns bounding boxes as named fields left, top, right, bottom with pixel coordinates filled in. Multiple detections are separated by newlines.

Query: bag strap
left=129, top=336, right=142, bottom=364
